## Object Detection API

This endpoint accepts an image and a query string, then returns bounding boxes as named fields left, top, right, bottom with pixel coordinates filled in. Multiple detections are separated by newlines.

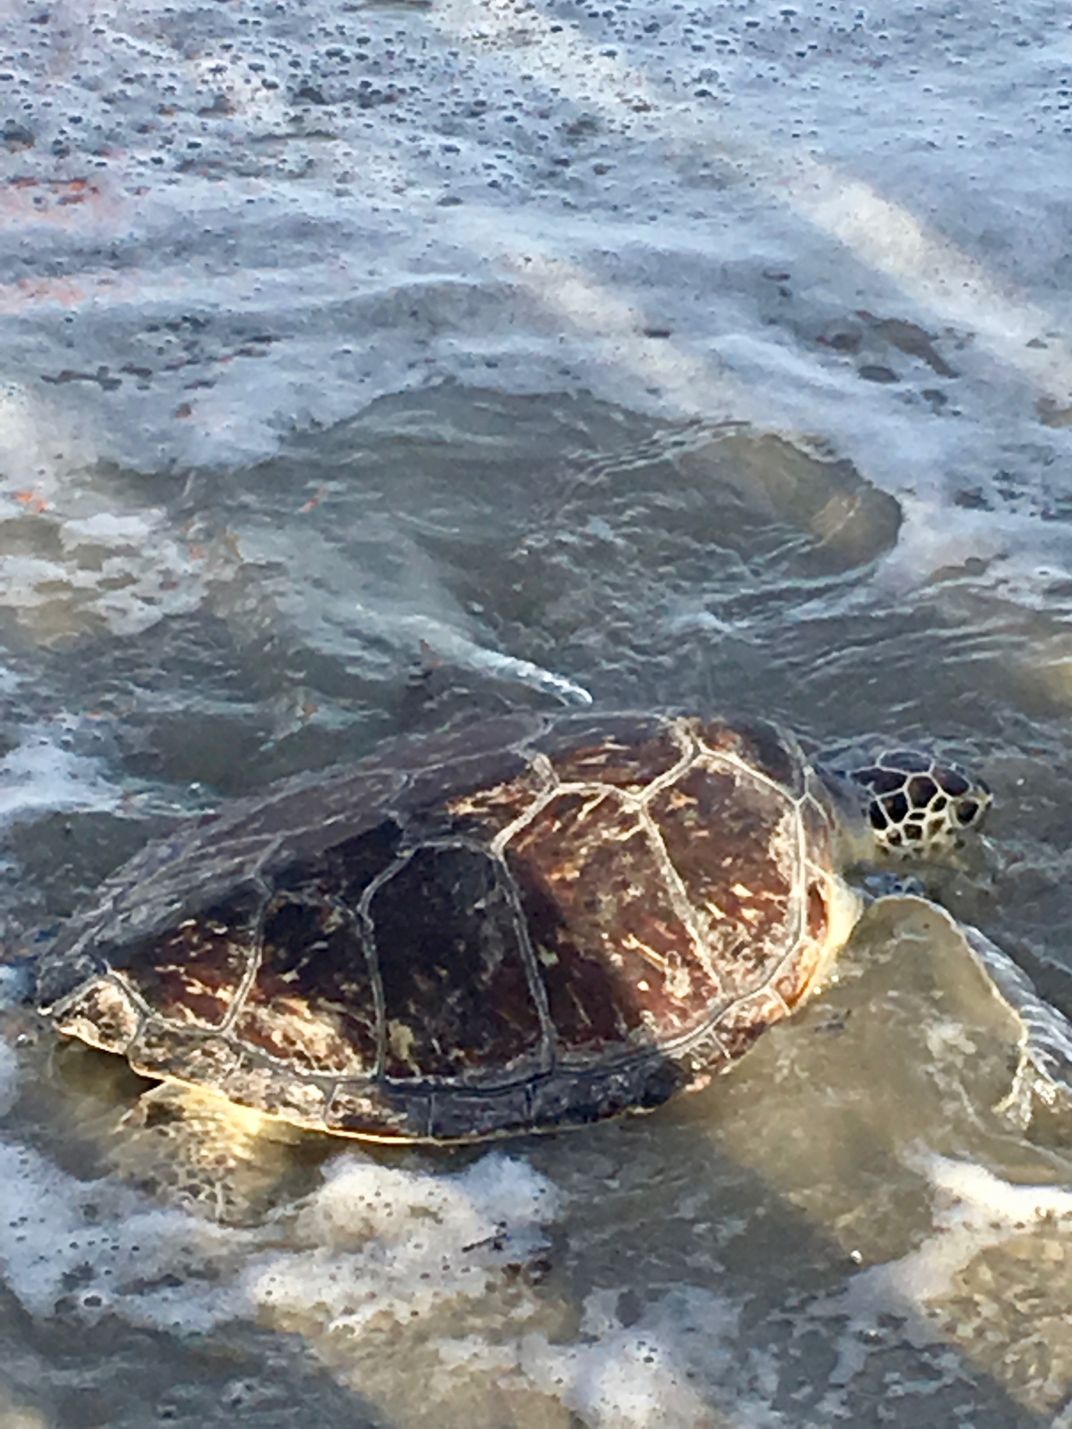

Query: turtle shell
left=38, top=711, right=852, bottom=1142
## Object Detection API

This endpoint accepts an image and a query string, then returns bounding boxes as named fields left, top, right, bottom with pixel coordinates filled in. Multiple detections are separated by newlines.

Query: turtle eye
left=956, top=799, right=980, bottom=826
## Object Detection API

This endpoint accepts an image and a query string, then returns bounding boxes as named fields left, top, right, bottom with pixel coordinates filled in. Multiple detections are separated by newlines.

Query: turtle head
left=815, top=743, right=992, bottom=865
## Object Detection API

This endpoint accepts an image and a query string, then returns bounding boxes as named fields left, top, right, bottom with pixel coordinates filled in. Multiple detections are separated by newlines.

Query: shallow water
left=2, top=0, right=1072, bottom=1424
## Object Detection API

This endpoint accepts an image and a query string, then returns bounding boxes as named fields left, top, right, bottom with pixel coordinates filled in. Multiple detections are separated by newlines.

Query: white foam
left=0, top=0, right=1066, bottom=599
left=7, top=520, right=207, bottom=642
left=520, top=1286, right=741, bottom=1429
left=244, top=1151, right=560, bottom=1336
left=0, top=1132, right=748, bottom=1424
left=833, top=1152, right=1072, bottom=1323
left=0, top=384, right=97, bottom=495
left=0, top=1136, right=242, bottom=1330
left=926, top=1154, right=1072, bottom=1231
left=0, top=729, right=119, bottom=827
left=0, top=1140, right=558, bottom=1338
left=0, top=1106, right=1067, bottom=1425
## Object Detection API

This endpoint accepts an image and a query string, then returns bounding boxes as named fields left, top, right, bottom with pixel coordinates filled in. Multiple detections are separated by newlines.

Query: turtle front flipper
left=957, top=921, right=1072, bottom=1129
left=111, top=1082, right=306, bottom=1224
left=868, top=893, right=1072, bottom=1129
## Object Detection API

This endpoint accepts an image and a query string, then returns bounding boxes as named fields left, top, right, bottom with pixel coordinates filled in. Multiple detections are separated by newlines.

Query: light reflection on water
left=0, top=386, right=1070, bottom=1426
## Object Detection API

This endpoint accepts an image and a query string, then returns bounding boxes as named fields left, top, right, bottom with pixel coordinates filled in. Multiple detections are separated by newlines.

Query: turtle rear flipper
left=112, top=1083, right=305, bottom=1224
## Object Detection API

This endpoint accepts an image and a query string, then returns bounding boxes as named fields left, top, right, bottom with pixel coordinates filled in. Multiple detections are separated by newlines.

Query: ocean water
left=1, top=0, right=1072, bottom=1424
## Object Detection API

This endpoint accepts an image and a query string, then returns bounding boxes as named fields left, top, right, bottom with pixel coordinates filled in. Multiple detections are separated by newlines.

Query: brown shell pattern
left=41, top=711, right=845, bottom=1143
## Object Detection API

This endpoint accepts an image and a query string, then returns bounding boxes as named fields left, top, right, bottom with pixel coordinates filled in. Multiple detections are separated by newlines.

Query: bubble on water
left=0, top=1105, right=1068, bottom=1424
left=0, top=1129, right=741, bottom=1423
left=0, top=490, right=213, bottom=643
left=0, top=1135, right=242, bottom=1331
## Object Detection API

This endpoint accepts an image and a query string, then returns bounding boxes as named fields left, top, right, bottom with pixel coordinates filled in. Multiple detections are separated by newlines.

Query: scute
left=370, top=844, right=546, bottom=1082
left=694, top=716, right=807, bottom=797
left=232, top=895, right=378, bottom=1075
left=649, top=760, right=799, bottom=998
left=130, top=1025, right=239, bottom=1086
left=533, top=712, right=689, bottom=793
left=404, top=743, right=542, bottom=838
left=363, top=711, right=545, bottom=775
left=53, top=976, right=141, bottom=1055
left=38, top=708, right=850, bottom=1144
left=505, top=788, right=710, bottom=1057
left=111, top=884, right=265, bottom=1030
left=277, top=819, right=404, bottom=905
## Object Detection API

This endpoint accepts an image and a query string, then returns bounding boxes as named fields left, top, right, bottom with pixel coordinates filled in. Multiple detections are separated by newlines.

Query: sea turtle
left=33, top=709, right=1007, bottom=1158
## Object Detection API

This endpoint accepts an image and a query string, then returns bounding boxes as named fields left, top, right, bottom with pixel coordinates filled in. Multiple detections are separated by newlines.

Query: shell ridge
left=646, top=730, right=810, bottom=1035
left=352, top=905, right=386, bottom=1086
left=775, top=791, right=809, bottom=1019
left=50, top=971, right=146, bottom=1055
left=234, top=888, right=384, bottom=1086
left=356, top=851, right=411, bottom=1079
left=104, top=969, right=155, bottom=1024
left=635, top=718, right=700, bottom=806
left=513, top=710, right=557, bottom=759
left=692, top=717, right=807, bottom=800
left=488, top=767, right=559, bottom=857
left=494, top=850, right=558, bottom=1078
left=216, top=877, right=274, bottom=1035
left=634, top=802, right=721, bottom=987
